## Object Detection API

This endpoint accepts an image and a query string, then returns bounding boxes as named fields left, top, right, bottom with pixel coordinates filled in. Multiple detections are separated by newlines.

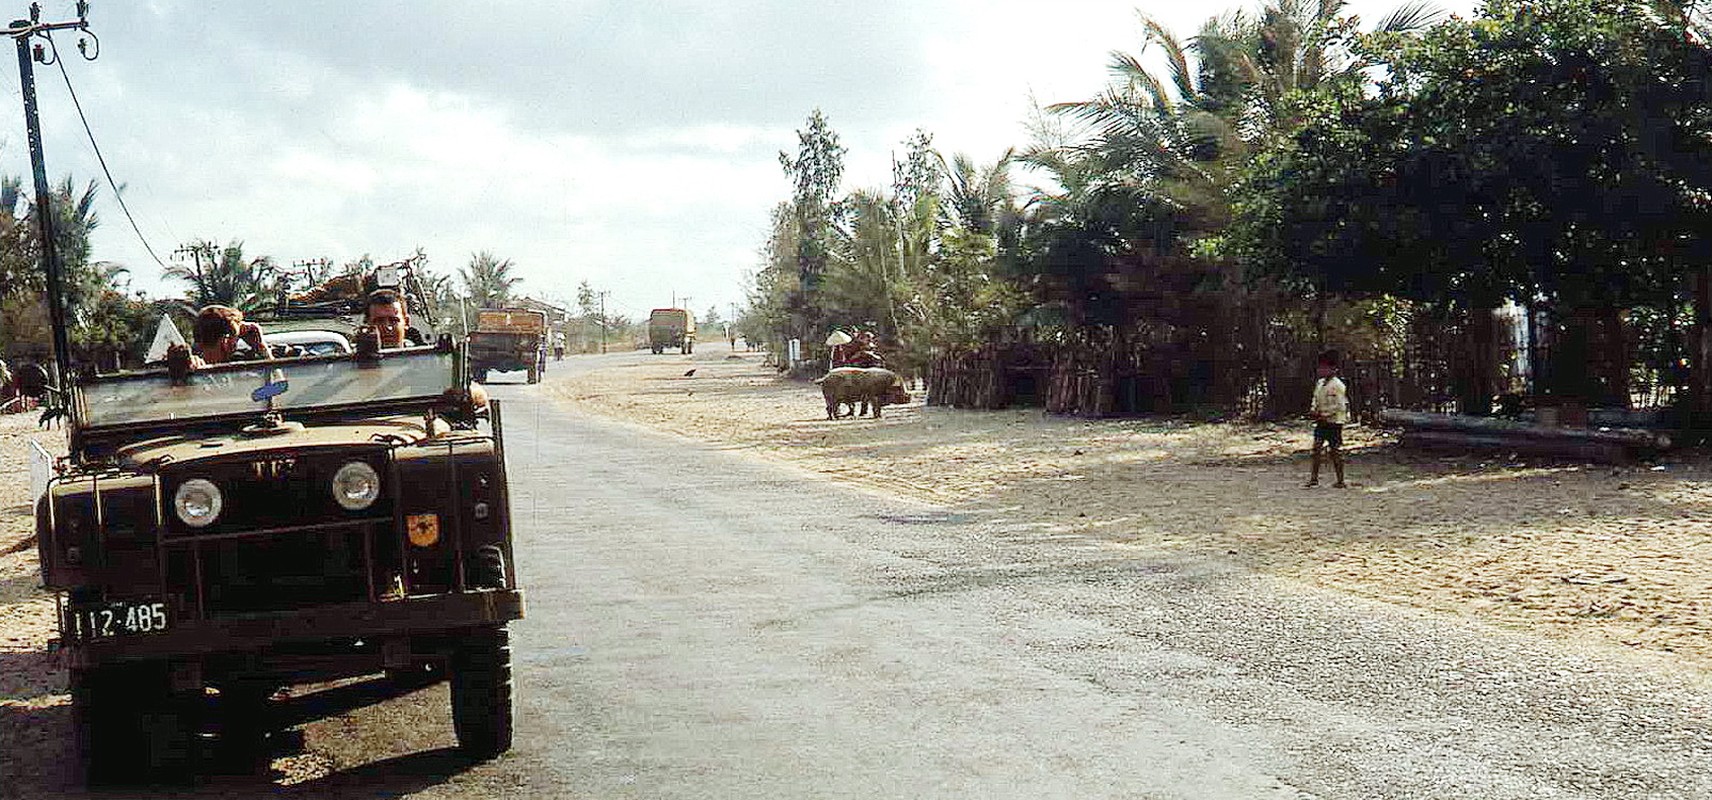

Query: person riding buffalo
left=832, top=329, right=885, bottom=368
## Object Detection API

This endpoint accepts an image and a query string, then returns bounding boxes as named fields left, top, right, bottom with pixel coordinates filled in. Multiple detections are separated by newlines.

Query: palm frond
left=1101, top=51, right=1177, bottom=116
left=1372, top=0, right=1445, bottom=33
left=1140, top=13, right=1197, bottom=101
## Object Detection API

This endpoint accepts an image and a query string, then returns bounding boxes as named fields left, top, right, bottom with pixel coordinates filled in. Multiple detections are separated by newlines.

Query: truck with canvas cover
left=469, top=308, right=548, bottom=383
left=648, top=308, right=695, bottom=354
left=36, top=335, right=524, bottom=785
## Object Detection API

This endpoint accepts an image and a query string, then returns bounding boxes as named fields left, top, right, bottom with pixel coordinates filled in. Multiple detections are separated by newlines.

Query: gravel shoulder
left=547, top=346, right=1712, bottom=674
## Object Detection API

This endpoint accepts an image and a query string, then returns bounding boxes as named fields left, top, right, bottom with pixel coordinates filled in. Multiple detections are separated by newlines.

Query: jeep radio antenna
left=7, top=2, right=96, bottom=416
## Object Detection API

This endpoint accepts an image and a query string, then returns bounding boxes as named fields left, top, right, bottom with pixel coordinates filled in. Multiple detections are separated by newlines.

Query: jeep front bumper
left=60, top=589, right=524, bottom=669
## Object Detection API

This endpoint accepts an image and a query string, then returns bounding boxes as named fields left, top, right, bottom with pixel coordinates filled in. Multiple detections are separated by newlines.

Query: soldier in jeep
left=365, top=290, right=490, bottom=409
left=192, top=306, right=272, bottom=366
left=364, top=289, right=426, bottom=348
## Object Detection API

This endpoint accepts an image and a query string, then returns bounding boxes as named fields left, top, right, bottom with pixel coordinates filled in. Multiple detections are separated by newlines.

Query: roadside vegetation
left=0, top=222, right=644, bottom=372
left=746, top=0, right=1712, bottom=426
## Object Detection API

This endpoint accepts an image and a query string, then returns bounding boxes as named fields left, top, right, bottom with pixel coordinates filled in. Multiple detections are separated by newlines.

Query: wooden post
left=1463, top=306, right=1496, bottom=416
left=1694, top=266, right=1712, bottom=424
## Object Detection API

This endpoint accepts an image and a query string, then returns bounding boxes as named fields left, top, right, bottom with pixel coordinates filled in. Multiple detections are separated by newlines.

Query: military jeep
left=36, top=335, right=524, bottom=784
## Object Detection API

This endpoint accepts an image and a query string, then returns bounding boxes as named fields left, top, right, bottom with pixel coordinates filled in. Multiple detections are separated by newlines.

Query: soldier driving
left=364, top=288, right=490, bottom=409
left=363, top=289, right=424, bottom=348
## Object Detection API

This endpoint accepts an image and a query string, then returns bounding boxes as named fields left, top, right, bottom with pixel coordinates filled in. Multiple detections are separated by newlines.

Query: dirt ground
left=5, top=347, right=1710, bottom=790
left=0, top=410, right=72, bottom=792
left=549, top=347, right=1712, bottom=673
left=0, top=413, right=356, bottom=792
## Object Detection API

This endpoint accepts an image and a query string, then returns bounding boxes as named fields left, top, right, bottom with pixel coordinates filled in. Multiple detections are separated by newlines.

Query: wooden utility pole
left=9, top=1, right=96, bottom=408
left=598, top=290, right=609, bottom=354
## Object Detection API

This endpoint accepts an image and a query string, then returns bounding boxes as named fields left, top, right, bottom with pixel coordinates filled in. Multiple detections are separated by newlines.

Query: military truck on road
left=469, top=308, right=549, bottom=383
left=648, top=308, right=695, bottom=354
left=37, top=337, right=523, bottom=784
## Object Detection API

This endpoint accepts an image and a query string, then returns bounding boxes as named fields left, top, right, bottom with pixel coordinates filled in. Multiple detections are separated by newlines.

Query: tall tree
left=777, top=109, right=847, bottom=345
left=0, top=175, right=105, bottom=364
left=1230, top=0, right=1712, bottom=409
left=576, top=280, right=597, bottom=318
left=747, top=202, right=802, bottom=348
left=942, top=151, right=1015, bottom=237
left=460, top=251, right=521, bottom=309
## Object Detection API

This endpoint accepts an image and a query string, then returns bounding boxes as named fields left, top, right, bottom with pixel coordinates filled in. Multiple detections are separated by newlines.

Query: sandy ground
left=549, top=346, right=1712, bottom=672
left=0, top=413, right=378, bottom=792
left=0, top=410, right=71, bottom=792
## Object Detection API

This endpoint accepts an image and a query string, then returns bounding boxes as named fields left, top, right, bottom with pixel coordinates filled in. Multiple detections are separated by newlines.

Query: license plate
left=68, top=600, right=170, bottom=640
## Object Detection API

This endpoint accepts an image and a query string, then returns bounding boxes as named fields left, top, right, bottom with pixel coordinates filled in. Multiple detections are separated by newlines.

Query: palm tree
left=1043, top=2, right=1445, bottom=184
left=827, top=189, right=917, bottom=343
left=162, top=239, right=275, bottom=310
left=460, top=251, right=521, bottom=309
left=942, top=151, right=1016, bottom=237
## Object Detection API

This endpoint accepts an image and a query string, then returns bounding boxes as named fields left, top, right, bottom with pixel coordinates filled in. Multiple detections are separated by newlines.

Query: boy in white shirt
left=1308, top=349, right=1348, bottom=488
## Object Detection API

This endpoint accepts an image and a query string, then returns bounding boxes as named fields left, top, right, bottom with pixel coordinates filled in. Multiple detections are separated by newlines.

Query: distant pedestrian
left=1307, top=349, right=1348, bottom=488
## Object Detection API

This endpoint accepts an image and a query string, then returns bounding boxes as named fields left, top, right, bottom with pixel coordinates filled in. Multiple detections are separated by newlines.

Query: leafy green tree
left=777, top=109, right=847, bottom=347
left=747, top=202, right=802, bottom=351
left=411, top=262, right=463, bottom=333
left=892, top=129, right=944, bottom=210
left=1006, top=2, right=1443, bottom=410
left=73, top=263, right=161, bottom=371
left=942, top=151, right=1015, bottom=236
left=826, top=188, right=912, bottom=339
left=1231, top=0, right=1712, bottom=408
left=576, top=280, right=597, bottom=318
left=1, top=175, right=116, bottom=367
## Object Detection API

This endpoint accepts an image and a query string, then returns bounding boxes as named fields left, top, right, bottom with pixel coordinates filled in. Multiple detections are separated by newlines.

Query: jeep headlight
left=333, top=461, right=381, bottom=511
left=173, top=479, right=223, bottom=528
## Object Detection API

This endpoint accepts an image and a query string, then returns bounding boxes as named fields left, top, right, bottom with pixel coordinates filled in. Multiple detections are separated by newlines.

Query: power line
left=46, top=31, right=169, bottom=272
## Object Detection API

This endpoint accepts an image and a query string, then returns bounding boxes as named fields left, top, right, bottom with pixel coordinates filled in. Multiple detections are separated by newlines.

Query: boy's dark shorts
left=1313, top=422, right=1344, bottom=449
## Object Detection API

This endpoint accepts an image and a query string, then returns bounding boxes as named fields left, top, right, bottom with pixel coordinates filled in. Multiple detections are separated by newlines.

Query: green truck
left=469, top=308, right=549, bottom=383
left=648, top=308, right=696, bottom=354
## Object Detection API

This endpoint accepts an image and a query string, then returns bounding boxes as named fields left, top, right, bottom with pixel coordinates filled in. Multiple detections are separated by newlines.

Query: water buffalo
left=815, top=367, right=910, bottom=420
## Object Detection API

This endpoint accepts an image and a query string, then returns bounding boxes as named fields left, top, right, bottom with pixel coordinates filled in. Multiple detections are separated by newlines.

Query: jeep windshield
left=76, top=348, right=457, bottom=429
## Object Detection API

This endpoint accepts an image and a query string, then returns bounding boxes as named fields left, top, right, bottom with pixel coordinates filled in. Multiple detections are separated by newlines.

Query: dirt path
left=548, top=346, right=1712, bottom=672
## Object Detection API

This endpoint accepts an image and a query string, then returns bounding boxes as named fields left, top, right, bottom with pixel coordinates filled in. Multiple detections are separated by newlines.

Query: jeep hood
left=112, top=415, right=445, bottom=470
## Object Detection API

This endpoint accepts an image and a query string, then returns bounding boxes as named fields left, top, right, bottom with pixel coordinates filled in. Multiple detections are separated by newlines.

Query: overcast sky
left=0, top=0, right=1474, bottom=323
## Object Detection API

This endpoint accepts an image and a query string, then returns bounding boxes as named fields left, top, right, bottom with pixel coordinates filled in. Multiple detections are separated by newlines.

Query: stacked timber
left=927, top=351, right=1007, bottom=409
left=1380, top=409, right=1672, bottom=463
left=1046, top=359, right=1111, bottom=416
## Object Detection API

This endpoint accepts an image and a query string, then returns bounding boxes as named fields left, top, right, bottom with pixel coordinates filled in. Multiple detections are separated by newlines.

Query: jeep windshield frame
left=70, top=344, right=463, bottom=458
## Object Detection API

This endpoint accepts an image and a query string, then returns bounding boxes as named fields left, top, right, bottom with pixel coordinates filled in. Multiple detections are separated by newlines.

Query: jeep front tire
left=451, top=624, right=514, bottom=759
left=74, top=661, right=199, bottom=785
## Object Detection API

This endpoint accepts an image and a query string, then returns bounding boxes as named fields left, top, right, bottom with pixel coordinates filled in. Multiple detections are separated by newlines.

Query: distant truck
left=648, top=308, right=696, bottom=354
left=469, top=308, right=549, bottom=383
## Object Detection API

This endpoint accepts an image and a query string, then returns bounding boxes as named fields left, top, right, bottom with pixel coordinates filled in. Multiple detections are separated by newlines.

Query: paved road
left=297, top=350, right=1712, bottom=799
